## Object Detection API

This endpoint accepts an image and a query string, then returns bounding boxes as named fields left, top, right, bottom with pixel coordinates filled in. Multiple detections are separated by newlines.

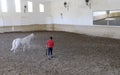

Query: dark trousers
left=47, top=48, right=53, bottom=58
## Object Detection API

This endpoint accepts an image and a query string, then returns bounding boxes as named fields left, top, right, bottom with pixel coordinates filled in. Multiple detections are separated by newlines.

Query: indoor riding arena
left=0, top=31, right=120, bottom=75
left=0, top=0, right=120, bottom=75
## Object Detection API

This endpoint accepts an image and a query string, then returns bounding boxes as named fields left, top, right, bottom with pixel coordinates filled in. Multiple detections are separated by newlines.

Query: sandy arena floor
left=0, top=31, right=120, bottom=75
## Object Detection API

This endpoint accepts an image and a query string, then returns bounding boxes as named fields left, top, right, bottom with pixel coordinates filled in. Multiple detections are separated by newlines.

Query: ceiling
left=35, top=0, right=55, bottom=2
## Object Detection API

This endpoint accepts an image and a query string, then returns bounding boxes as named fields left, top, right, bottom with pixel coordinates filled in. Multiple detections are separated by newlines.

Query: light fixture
left=85, top=0, right=91, bottom=8
left=64, top=1, right=69, bottom=10
left=64, top=2, right=67, bottom=8
left=85, top=0, right=89, bottom=5
left=24, top=5, right=27, bottom=13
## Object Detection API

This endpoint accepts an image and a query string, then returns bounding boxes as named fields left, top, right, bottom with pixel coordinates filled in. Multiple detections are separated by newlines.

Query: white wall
left=92, top=0, right=120, bottom=11
left=0, top=0, right=51, bottom=26
left=0, top=0, right=120, bottom=26
left=51, top=0, right=93, bottom=25
left=50, top=0, right=120, bottom=25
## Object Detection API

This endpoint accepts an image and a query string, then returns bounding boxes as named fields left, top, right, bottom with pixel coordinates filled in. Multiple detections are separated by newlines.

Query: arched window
left=39, top=4, right=44, bottom=12
left=1, top=0, right=8, bottom=12
left=27, top=1, right=33, bottom=12
left=15, top=0, right=21, bottom=12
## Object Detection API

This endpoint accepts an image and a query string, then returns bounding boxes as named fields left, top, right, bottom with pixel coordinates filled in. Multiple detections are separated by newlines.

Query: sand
left=0, top=31, right=120, bottom=75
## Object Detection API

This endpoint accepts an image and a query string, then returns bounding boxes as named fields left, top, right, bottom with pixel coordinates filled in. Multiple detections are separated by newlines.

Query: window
left=93, top=10, right=120, bottom=25
left=1, top=0, right=8, bottom=12
left=39, top=4, right=44, bottom=12
left=27, top=1, right=33, bottom=12
left=15, top=0, right=21, bottom=12
left=93, top=11, right=106, bottom=16
left=110, top=10, right=120, bottom=14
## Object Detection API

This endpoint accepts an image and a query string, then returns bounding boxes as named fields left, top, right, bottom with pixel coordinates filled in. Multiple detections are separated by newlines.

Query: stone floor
left=0, top=31, right=120, bottom=75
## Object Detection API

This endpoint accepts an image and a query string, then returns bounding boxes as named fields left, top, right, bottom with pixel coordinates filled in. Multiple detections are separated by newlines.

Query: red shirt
left=46, top=39, right=54, bottom=48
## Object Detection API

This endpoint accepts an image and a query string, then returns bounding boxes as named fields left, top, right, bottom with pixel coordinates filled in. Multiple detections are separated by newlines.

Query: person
left=46, top=36, right=54, bottom=60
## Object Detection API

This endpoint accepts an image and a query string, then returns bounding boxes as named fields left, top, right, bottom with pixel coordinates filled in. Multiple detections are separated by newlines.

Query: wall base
left=1, top=24, right=120, bottom=39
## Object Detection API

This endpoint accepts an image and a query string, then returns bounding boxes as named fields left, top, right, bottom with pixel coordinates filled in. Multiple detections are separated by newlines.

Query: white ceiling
left=30, top=0, right=60, bottom=3
left=36, top=0, right=54, bottom=2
